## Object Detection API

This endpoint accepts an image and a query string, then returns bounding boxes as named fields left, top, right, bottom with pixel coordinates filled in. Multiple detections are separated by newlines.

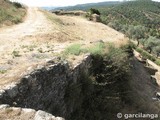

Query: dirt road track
left=0, top=7, right=53, bottom=53
left=0, top=7, right=127, bottom=86
left=0, top=7, right=55, bottom=85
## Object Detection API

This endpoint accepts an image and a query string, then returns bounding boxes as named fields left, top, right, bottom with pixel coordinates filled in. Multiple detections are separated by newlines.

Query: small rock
left=13, top=102, right=17, bottom=106
left=36, top=65, right=45, bottom=70
left=27, top=66, right=33, bottom=71
left=46, top=59, right=55, bottom=64
left=55, top=117, right=65, bottom=120
left=22, top=108, right=36, bottom=113
left=6, top=84, right=18, bottom=98
left=0, top=104, right=10, bottom=109
left=0, top=90, right=5, bottom=99
left=34, top=110, right=55, bottom=120
left=7, top=60, right=14, bottom=65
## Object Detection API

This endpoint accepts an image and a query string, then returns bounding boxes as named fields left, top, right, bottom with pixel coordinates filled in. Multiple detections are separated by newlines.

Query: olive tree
left=127, top=25, right=146, bottom=46
left=153, top=45, right=160, bottom=57
left=144, top=36, right=157, bottom=53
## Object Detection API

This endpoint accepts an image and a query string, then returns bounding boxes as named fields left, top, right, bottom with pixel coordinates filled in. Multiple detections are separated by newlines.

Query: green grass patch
left=155, top=59, right=160, bottom=66
left=136, top=47, right=156, bottom=61
left=132, top=43, right=160, bottom=66
left=0, top=1, right=26, bottom=26
left=64, top=44, right=82, bottom=56
left=43, top=10, right=63, bottom=25
left=0, top=70, right=7, bottom=74
left=88, top=42, right=105, bottom=55
left=63, top=42, right=106, bottom=57
left=12, top=50, right=21, bottom=58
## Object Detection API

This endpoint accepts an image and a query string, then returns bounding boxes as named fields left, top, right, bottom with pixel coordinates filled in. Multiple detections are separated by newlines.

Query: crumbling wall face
left=0, top=55, right=92, bottom=119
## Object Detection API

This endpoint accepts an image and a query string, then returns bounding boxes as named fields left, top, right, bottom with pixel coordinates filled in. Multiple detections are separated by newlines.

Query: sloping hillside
left=51, top=0, right=160, bottom=39
left=0, top=0, right=26, bottom=27
left=99, top=0, right=160, bottom=38
left=53, top=1, right=121, bottom=11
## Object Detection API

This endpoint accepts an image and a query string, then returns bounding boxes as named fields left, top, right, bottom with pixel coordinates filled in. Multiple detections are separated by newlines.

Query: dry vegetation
left=0, top=0, right=26, bottom=27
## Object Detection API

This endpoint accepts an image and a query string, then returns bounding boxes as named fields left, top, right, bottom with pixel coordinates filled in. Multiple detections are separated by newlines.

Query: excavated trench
left=0, top=53, right=130, bottom=120
left=0, top=51, right=160, bottom=120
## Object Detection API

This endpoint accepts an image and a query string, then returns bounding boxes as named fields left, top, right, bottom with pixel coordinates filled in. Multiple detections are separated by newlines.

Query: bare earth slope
left=0, top=7, right=126, bottom=87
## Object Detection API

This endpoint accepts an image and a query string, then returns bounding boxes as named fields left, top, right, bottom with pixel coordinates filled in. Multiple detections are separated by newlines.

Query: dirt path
left=0, top=8, right=127, bottom=87
left=0, top=7, right=55, bottom=85
left=0, top=7, right=53, bottom=56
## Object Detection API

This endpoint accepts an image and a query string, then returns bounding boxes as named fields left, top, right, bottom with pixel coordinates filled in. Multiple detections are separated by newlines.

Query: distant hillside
left=53, top=1, right=121, bottom=11
left=99, top=0, right=160, bottom=38
left=42, top=7, right=57, bottom=11
left=0, top=0, right=26, bottom=27
left=99, top=0, right=160, bottom=59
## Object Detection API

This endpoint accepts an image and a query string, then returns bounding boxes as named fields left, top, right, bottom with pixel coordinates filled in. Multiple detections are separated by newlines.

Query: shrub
left=0, top=1, right=25, bottom=25
left=88, top=42, right=105, bottom=55
left=120, top=43, right=134, bottom=57
left=12, top=16, right=21, bottom=24
left=128, top=41, right=137, bottom=49
left=13, top=2, right=23, bottom=8
left=93, top=44, right=130, bottom=83
left=12, top=50, right=21, bottom=57
left=0, top=70, right=7, bottom=74
left=69, top=45, right=132, bottom=120
left=153, top=46, right=160, bottom=57
left=155, top=59, right=160, bottom=66
left=144, top=36, right=158, bottom=53
left=136, top=47, right=156, bottom=61
left=142, top=51, right=156, bottom=61
left=63, top=42, right=105, bottom=56
left=64, top=44, right=82, bottom=56
left=89, top=8, right=101, bottom=15
left=38, top=48, right=43, bottom=53
left=136, top=47, right=144, bottom=53
left=69, top=49, right=131, bottom=120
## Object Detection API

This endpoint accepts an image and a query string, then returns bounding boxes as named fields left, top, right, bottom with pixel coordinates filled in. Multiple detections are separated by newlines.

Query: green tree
left=89, top=8, right=101, bottom=15
left=144, top=36, right=157, bottom=53
left=153, top=46, right=160, bottom=57
left=13, top=2, right=23, bottom=8
left=127, top=25, right=146, bottom=46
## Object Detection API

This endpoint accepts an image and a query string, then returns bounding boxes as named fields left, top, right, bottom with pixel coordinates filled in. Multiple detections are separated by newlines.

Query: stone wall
left=0, top=55, right=92, bottom=119
left=134, top=50, right=160, bottom=86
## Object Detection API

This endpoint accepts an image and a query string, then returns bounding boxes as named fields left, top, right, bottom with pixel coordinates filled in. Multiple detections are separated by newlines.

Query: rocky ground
left=0, top=104, right=64, bottom=120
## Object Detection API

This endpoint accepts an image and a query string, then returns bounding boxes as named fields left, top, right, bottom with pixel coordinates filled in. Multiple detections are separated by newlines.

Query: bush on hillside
left=93, top=44, right=131, bottom=83
left=89, top=8, right=101, bottom=15
left=136, top=47, right=156, bottom=61
left=70, top=45, right=132, bottom=120
left=153, top=46, right=160, bottom=58
left=13, top=2, right=23, bottom=8
left=144, top=36, right=158, bottom=53
left=155, top=59, right=160, bottom=66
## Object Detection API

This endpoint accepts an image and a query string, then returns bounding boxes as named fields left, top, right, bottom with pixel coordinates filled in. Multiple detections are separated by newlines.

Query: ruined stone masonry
left=0, top=55, right=92, bottom=120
